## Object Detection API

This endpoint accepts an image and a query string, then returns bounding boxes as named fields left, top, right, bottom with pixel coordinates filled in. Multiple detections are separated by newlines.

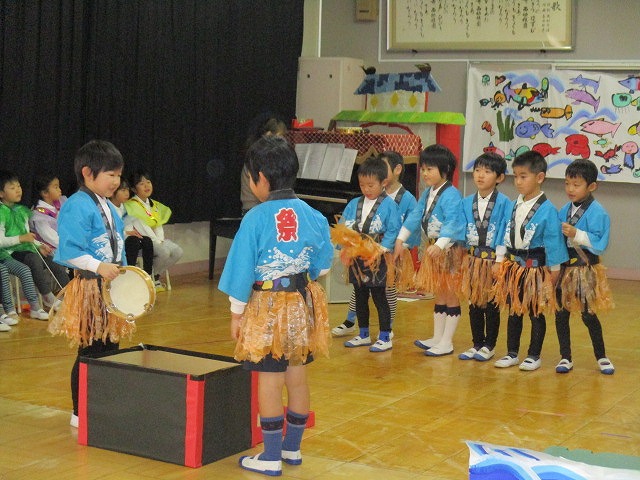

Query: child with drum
left=50, top=140, right=132, bottom=428
left=218, top=136, right=333, bottom=476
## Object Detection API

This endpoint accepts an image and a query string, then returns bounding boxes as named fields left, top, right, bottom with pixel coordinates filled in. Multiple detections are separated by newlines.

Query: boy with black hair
left=339, top=156, right=401, bottom=353
left=492, top=151, right=568, bottom=371
left=331, top=150, right=417, bottom=337
left=49, top=140, right=131, bottom=427
left=555, top=159, right=614, bottom=374
left=459, top=152, right=511, bottom=361
left=219, top=135, right=333, bottom=476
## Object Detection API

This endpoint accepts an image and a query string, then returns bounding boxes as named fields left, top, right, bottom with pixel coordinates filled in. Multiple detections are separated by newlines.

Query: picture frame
left=387, top=0, right=573, bottom=52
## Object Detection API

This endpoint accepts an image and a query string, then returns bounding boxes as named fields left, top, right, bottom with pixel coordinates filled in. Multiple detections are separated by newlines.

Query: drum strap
left=80, top=186, right=119, bottom=262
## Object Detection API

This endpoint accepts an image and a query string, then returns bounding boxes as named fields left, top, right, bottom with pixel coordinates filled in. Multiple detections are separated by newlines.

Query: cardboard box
left=78, top=345, right=252, bottom=467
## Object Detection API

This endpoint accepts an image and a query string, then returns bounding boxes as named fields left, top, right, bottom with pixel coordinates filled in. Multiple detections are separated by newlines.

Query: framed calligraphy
left=387, top=0, right=573, bottom=51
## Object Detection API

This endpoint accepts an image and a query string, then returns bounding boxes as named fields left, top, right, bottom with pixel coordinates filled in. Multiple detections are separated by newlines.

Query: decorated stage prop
left=467, top=441, right=640, bottom=480
left=354, top=71, right=442, bottom=113
left=464, top=67, right=640, bottom=183
left=78, top=345, right=252, bottom=467
left=328, top=69, right=465, bottom=186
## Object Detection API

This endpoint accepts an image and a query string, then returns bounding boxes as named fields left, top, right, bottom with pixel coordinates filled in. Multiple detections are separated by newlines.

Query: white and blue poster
left=463, top=67, right=640, bottom=183
left=467, top=441, right=640, bottom=480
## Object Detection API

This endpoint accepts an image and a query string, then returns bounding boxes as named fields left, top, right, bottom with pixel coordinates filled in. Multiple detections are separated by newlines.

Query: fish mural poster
left=463, top=67, right=640, bottom=183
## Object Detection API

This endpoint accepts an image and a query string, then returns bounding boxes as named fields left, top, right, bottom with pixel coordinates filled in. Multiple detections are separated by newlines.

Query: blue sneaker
left=369, top=339, right=392, bottom=352
left=458, top=347, right=478, bottom=360
left=598, top=358, right=615, bottom=375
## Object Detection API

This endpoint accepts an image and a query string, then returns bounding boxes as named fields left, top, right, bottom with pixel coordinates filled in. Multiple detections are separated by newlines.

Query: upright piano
left=286, top=130, right=423, bottom=223
left=208, top=130, right=423, bottom=279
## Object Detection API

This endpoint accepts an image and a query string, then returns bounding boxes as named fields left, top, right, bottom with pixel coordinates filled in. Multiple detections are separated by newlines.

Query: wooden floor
left=1, top=273, right=639, bottom=479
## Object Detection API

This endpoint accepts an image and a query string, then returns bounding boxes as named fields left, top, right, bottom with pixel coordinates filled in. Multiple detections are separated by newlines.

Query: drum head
left=103, top=266, right=156, bottom=321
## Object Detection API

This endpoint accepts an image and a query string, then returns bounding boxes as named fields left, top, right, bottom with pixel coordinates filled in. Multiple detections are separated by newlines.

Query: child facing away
left=492, top=151, right=569, bottom=371
left=49, top=140, right=132, bottom=428
left=240, top=112, right=288, bottom=214
left=218, top=136, right=333, bottom=476
left=0, top=170, right=69, bottom=318
left=109, top=179, right=154, bottom=277
left=331, top=150, right=418, bottom=338
left=124, top=169, right=183, bottom=290
left=394, top=144, right=466, bottom=357
left=459, top=152, right=511, bottom=362
left=555, top=159, right=615, bottom=374
left=337, top=156, right=401, bottom=353
left=29, top=172, right=68, bottom=251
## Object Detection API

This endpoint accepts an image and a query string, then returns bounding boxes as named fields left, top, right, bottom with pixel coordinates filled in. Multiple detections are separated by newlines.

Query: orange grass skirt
left=394, top=248, right=416, bottom=293
left=48, top=276, right=136, bottom=348
left=461, top=255, right=496, bottom=308
left=414, top=244, right=464, bottom=295
left=234, top=281, right=330, bottom=366
left=558, top=264, right=614, bottom=314
left=491, top=261, right=557, bottom=317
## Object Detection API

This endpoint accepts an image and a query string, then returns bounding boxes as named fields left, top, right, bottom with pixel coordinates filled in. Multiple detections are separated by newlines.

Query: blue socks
left=379, top=331, right=390, bottom=342
left=359, top=327, right=370, bottom=338
left=258, top=415, right=284, bottom=461
left=282, top=410, right=308, bottom=452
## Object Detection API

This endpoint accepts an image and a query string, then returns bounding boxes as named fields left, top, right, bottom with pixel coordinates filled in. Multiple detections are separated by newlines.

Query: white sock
left=421, top=310, right=447, bottom=348
left=429, top=314, right=461, bottom=354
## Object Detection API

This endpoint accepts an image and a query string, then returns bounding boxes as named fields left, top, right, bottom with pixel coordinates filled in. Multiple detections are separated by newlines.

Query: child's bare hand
left=561, top=222, right=576, bottom=238
left=126, top=229, right=142, bottom=238
left=393, top=239, right=404, bottom=260
left=426, top=244, right=443, bottom=258
left=230, top=313, right=243, bottom=340
left=19, top=232, right=36, bottom=243
left=38, top=244, right=52, bottom=256
left=97, top=262, right=121, bottom=280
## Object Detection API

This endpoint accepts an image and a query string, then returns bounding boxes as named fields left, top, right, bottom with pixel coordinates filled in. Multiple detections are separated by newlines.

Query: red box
left=78, top=345, right=252, bottom=467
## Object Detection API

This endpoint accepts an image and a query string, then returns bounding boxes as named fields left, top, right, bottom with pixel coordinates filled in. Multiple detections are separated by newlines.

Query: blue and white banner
left=463, top=67, right=640, bottom=183
left=467, top=441, right=640, bottom=480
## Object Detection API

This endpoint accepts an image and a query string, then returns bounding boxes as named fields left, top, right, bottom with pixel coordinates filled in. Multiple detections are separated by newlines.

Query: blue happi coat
left=340, top=194, right=401, bottom=251
left=463, top=190, right=511, bottom=249
left=402, top=184, right=466, bottom=243
left=502, top=198, right=568, bottom=267
left=218, top=193, right=333, bottom=303
left=55, top=190, right=125, bottom=267
left=557, top=199, right=610, bottom=255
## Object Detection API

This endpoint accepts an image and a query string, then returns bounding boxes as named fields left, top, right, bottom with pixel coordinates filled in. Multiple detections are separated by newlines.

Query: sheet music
left=300, top=143, right=327, bottom=179
left=295, top=144, right=310, bottom=178
left=336, top=148, right=358, bottom=182
left=318, top=144, right=345, bottom=181
left=296, top=143, right=358, bottom=181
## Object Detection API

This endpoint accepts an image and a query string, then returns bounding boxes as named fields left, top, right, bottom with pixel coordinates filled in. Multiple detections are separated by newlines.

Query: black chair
left=209, top=218, right=242, bottom=280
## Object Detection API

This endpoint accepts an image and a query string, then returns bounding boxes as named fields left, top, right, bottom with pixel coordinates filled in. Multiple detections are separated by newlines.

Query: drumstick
left=34, top=247, right=64, bottom=291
